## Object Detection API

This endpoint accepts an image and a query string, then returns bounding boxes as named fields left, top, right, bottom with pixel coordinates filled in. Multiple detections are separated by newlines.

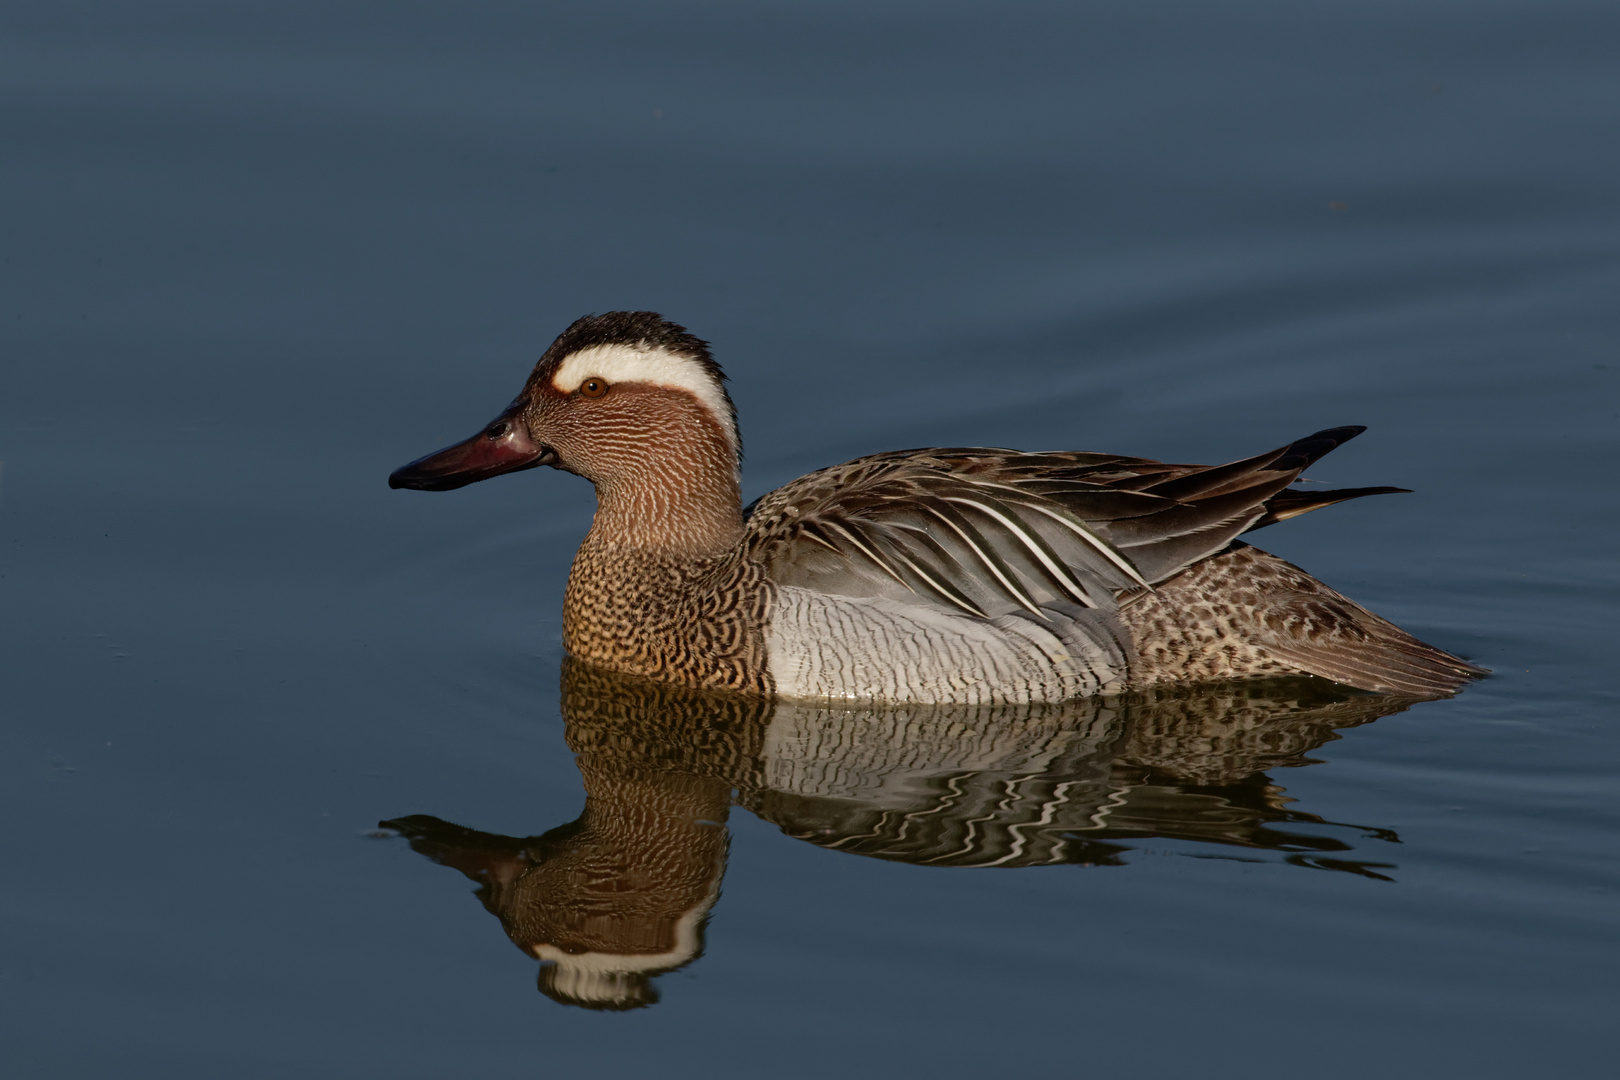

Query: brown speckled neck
left=558, top=384, right=745, bottom=559
left=588, top=454, right=744, bottom=559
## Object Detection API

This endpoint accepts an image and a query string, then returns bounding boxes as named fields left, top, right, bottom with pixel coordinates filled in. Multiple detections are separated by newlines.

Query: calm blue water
left=3, top=2, right=1617, bottom=1076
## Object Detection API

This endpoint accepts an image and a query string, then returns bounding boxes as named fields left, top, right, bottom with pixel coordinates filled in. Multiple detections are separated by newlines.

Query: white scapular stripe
left=552, top=343, right=738, bottom=452
left=943, top=496, right=1099, bottom=608
left=915, top=503, right=1046, bottom=617
left=1019, top=501, right=1151, bottom=588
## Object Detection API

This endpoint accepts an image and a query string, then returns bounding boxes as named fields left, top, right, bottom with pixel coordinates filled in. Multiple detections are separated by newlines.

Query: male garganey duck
left=390, top=312, right=1483, bottom=703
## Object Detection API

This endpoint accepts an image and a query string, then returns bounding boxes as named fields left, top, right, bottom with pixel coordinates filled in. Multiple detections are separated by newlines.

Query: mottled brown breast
left=563, top=539, right=776, bottom=693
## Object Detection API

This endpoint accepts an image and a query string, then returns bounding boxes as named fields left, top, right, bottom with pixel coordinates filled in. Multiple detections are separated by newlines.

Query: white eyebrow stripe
left=551, top=343, right=738, bottom=453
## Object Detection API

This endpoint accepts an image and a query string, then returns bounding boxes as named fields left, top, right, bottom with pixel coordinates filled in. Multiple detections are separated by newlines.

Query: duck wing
left=744, top=427, right=1395, bottom=619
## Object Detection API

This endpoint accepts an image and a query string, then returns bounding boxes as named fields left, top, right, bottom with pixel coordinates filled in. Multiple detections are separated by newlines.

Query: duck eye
left=580, top=378, right=608, bottom=399
left=486, top=422, right=510, bottom=440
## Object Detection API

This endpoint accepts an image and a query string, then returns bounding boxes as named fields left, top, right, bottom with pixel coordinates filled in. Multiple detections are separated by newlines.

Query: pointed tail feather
left=1271, top=425, right=1370, bottom=471
left=1248, top=485, right=1412, bottom=531
left=1144, top=426, right=1370, bottom=503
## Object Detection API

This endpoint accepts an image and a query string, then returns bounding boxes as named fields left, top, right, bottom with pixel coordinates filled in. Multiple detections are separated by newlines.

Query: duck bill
left=389, top=404, right=556, bottom=491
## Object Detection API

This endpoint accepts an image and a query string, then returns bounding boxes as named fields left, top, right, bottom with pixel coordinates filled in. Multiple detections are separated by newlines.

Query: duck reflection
left=383, top=660, right=1424, bottom=1009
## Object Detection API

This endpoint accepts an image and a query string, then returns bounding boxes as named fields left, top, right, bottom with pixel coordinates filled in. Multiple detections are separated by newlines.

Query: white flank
left=766, top=586, right=1129, bottom=704
left=551, top=343, right=738, bottom=453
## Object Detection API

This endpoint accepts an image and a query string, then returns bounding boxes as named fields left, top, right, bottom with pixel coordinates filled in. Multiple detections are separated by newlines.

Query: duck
left=390, top=311, right=1483, bottom=703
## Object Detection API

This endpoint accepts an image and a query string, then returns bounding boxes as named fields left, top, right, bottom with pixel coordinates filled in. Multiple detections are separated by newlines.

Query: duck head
left=389, top=311, right=739, bottom=490
left=390, top=311, right=744, bottom=552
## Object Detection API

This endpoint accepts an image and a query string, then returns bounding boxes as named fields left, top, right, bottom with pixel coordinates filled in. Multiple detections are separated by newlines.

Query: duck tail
left=1234, top=426, right=1410, bottom=530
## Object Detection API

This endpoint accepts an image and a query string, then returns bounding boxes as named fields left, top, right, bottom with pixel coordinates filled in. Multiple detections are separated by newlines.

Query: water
left=3, top=1, right=1616, bottom=1075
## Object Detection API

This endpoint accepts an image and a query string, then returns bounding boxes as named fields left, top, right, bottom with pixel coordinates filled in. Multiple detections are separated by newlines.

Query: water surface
left=3, top=2, right=1617, bottom=1076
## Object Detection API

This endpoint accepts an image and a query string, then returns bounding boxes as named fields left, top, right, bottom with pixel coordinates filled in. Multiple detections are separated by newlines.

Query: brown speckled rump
left=1120, top=543, right=1482, bottom=696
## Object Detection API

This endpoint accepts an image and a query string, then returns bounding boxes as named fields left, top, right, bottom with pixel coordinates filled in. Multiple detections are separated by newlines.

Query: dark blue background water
left=3, top=2, right=1616, bottom=1076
